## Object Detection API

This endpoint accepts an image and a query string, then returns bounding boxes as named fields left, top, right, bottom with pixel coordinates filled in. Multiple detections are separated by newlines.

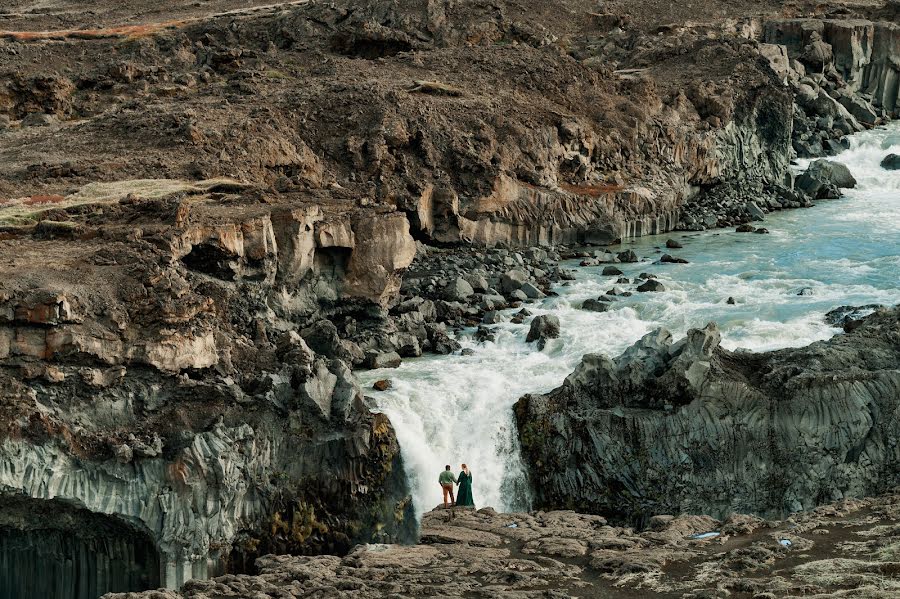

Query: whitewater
left=357, top=125, right=900, bottom=519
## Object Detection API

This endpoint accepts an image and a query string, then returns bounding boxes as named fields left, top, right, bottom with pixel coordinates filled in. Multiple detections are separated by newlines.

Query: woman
left=456, top=464, right=475, bottom=507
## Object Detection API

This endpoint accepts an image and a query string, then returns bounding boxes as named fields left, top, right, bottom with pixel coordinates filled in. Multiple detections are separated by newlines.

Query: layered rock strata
left=515, top=307, right=900, bottom=523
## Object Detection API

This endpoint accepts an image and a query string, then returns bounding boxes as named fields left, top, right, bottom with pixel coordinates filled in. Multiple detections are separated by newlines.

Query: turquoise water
left=358, top=125, right=900, bottom=518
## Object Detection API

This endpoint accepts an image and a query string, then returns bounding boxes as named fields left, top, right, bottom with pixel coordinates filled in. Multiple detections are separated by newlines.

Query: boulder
left=501, top=269, right=528, bottom=293
left=602, top=266, right=624, bottom=276
left=881, top=154, right=900, bottom=170
left=482, top=310, right=504, bottom=324
left=582, top=299, right=611, bottom=312
left=444, top=277, right=474, bottom=301
left=526, top=315, right=560, bottom=349
left=797, top=160, right=857, bottom=198
left=637, top=280, right=666, bottom=292
left=520, top=282, right=545, bottom=299
left=365, top=351, right=402, bottom=369
left=665, top=239, right=683, bottom=249
left=617, top=250, right=639, bottom=263
left=745, top=201, right=766, bottom=221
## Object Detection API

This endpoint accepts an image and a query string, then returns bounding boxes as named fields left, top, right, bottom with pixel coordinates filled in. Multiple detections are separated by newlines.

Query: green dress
left=456, top=471, right=475, bottom=507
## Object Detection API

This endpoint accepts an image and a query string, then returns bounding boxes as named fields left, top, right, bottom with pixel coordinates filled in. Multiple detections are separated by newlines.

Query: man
left=438, top=465, right=457, bottom=507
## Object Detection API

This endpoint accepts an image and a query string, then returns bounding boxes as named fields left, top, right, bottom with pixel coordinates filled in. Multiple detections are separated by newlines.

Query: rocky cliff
left=1, top=1, right=893, bottom=250
left=0, top=187, right=417, bottom=593
left=515, top=307, right=900, bottom=523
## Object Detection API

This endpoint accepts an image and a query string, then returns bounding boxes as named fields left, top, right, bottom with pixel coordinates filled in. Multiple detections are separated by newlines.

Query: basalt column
left=0, top=497, right=161, bottom=599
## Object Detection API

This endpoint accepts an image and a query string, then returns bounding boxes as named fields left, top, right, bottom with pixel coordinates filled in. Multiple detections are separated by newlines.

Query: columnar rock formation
left=515, top=307, right=900, bottom=523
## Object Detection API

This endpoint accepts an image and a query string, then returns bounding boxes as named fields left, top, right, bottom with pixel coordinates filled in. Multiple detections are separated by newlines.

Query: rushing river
left=358, top=125, right=900, bottom=519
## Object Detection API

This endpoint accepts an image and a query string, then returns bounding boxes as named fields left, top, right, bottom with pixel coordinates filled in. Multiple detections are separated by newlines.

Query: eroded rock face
left=515, top=307, right=900, bottom=523
left=0, top=191, right=417, bottom=592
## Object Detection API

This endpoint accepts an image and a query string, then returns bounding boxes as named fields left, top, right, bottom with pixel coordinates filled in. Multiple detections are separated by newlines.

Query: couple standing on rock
left=439, top=464, right=475, bottom=508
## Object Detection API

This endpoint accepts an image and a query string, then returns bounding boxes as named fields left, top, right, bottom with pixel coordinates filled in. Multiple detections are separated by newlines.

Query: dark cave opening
left=181, top=242, right=238, bottom=281
left=0, top=497, right=160, bottom=599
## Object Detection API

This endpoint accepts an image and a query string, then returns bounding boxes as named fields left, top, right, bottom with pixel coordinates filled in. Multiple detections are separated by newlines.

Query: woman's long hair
left=461, top=463, right=470, bottom=475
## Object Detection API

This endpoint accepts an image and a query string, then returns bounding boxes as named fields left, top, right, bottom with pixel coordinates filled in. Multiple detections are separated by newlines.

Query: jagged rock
left=372, top=379, right=392, bottom=391
left=746, top=201, right=766, bottom=221
left=526, top=314, right=560, bottom=349
left=617, top=250, right=639, bottom=263
left=515, top=308, right=900, bottom=521
left=520, top=282, right=545, bottom=299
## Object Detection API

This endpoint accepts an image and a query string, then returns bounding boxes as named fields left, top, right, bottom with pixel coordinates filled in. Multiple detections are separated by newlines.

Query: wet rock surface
left=516, top=307, right=900, bottom=522
left=108, top=491, right=900, bottom=598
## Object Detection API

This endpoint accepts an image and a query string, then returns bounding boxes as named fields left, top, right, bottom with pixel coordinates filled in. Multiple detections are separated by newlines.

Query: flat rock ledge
left=108, top=492, right=900, bottom=598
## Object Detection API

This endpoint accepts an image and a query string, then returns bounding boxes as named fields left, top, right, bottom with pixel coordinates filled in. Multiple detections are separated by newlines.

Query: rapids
left=358, top=125, right=900, bottom=519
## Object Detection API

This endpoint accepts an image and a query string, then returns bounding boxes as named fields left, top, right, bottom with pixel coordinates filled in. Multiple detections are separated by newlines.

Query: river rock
left=520, top=282, right=545, bottom=299
left=602, top=266, right=624, bottom=276
left=665, top=239, right=683, bottom=249
left=617, top=250, right=639, bottom=263
left=881, top=154, right=900, bottom=170
left=482, top=310, right=504, bottom=324
left=736, top=224, right=756, bottom=232
left=365, top=350, right=403, bottom=369
left=637, top=279, right=666, bottom=292
left=796, top=159, right=857, bottom=199
left=515, top=308, right=900, bottom=522
left=582, top=299, right=611, bottom=312
left=746, top=201, right=766, bottom=221
left=501, top=269, right=528, bottom=293
left=659, top=254, right=688, bottom=264
left=526, top=314, right=560, bottom=349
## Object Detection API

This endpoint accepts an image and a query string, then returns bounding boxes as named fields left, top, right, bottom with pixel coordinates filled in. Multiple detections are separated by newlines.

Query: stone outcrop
left=0, top=188, right=417, bottom=594
left=515, top=307, right=900, bottom=523
left=106, top=492, right=900, bottom=599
